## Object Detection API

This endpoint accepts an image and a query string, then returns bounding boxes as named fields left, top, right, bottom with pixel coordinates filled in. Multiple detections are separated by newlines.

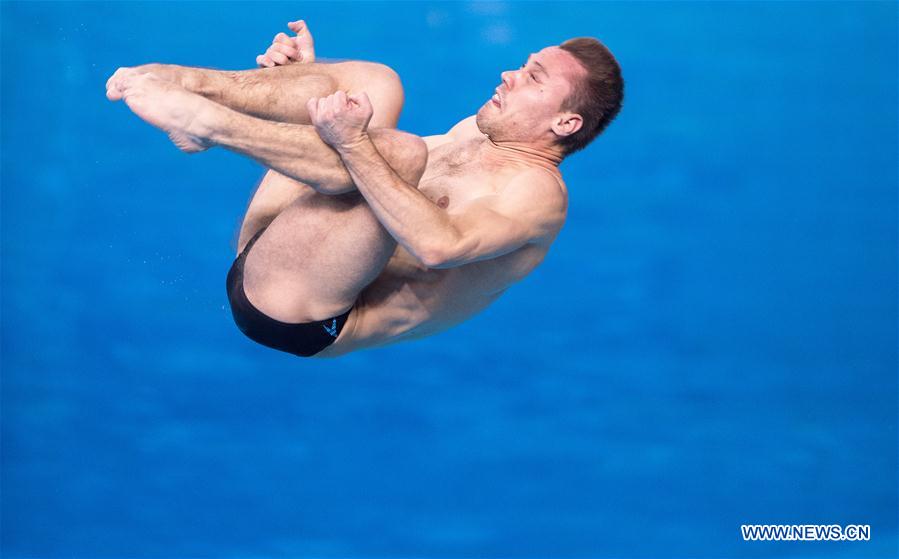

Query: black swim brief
left=226, top=227, right=352, bottom=357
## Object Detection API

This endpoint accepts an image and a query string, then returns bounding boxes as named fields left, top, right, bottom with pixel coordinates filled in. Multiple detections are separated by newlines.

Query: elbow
left=314, top=182, right=354, bottom=195
left=417, top=232, right=468, bottom=269
left=417, top=246, right=456, bottom=269
left=310, top=171, right=356, bottom=195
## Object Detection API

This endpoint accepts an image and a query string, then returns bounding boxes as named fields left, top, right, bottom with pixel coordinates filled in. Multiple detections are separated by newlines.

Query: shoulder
left=496, top=168, right=568, bottom=243
left=503, top=168, right=568, bottom=212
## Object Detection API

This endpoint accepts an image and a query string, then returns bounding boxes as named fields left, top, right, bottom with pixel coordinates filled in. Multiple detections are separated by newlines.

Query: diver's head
left=476, top=38, right=623, bottom=157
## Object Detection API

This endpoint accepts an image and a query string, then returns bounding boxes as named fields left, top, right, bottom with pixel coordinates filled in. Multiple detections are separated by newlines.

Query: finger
left=267, top=50, right=289, bottom=65
left=257, top=54, right=275, bottom=68
left=348, top=91, right=373, bottom=112
left=274, top=32, right=294, bottom=46
left=317, top=97, right=328, bottom=116
left=288, top=20, right=305, bottom=34
left=333, top=91, right=347, bottom=112
left=270, top=42, right=298, bottom=59
left=306, top=97, right=318, bottom=121
left=322, top=93, right=336, bottom=114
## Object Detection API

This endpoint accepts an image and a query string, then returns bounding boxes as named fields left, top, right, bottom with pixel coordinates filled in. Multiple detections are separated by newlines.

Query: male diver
left=105, top=20, right=624, bottom=357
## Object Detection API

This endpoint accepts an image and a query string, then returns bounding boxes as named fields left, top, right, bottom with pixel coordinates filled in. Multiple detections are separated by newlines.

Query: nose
left=501, top=70, right=515, bottom=89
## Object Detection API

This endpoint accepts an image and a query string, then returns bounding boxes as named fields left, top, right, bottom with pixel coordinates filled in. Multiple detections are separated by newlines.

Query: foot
left=106, top=63, right=200, bottom=101
left=105, top=66, right=151, bottom=101
left=107, top=69, right=213, bottom=153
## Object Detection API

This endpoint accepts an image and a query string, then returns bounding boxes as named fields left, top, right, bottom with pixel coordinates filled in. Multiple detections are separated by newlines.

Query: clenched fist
left=306, top=90, right=374, bottom=151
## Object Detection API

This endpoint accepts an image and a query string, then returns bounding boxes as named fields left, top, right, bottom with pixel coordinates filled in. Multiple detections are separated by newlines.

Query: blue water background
left=2, top=1, right=896, bottom=557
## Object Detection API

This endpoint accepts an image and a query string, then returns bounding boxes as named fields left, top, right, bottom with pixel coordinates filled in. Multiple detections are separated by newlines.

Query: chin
left=474, top=108, right=494, bottom=136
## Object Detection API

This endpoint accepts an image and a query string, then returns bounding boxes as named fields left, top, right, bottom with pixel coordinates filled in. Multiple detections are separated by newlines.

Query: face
left=476, top=46, right=585, bottom=145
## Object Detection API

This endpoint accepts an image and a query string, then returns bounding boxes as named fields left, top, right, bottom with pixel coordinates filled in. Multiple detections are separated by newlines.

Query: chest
left=417, top=139, right=498, bottom=210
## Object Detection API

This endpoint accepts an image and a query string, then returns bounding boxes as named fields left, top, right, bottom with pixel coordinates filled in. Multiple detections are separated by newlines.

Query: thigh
left=236, top=170, right=315, bottom=255
left=235, top=123, right=427, bottom=323
left=236, top=62, right=407, bottom=250
left=237, top=126, right=425, bottom=255
left=241, top=190, right=398, bottom=324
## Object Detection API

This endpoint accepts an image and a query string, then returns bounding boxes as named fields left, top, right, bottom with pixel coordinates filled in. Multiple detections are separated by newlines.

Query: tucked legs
left=107, top=55, right=426, bottom=326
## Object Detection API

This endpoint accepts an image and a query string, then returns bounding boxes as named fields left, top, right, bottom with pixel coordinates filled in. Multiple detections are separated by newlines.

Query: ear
left=551, top=112, right=583, bottom=139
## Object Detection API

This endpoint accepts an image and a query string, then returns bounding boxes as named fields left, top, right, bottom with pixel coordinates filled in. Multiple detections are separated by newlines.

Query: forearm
left=338, top=136, right=458, bottom=265
left=143, top=63, right=333, bottom=124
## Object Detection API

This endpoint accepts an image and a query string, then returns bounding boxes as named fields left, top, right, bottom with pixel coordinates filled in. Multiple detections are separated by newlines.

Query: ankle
left=145, top=63, right=210, bottom=97
left=193, top=100, right=231, bottom=146
left=177, top=66, right=211, bottom=97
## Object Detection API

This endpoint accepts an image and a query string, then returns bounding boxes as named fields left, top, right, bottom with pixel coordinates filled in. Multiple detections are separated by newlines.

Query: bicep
left=442, top=202, right=533, bottom=266
left=437, top=175, right=566, bottom=267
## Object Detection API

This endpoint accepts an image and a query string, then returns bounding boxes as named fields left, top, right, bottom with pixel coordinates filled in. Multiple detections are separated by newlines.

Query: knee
left=368, top=63, right=404, bottom=100
left=338, top=61, right=404, bottom=128
left=369, top=129, right=428, bottom=185
left=400, top=134, right=428, bottom=185
left=369, top=65, right=405, bottom=128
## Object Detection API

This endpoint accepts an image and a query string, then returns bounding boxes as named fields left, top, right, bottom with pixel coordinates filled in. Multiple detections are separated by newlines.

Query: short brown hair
left=558, top=37, right=624, bottom=155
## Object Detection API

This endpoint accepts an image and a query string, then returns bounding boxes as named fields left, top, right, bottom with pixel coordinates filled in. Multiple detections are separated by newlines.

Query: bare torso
left=320, top=122, right=567, bottom=356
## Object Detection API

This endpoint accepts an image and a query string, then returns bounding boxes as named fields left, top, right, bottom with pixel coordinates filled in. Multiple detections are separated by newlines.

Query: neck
left=482, top=138, right=564, bottom=171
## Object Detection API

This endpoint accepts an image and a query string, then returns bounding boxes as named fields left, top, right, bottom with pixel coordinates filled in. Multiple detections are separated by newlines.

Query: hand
left=306, top=91, right=374, bottom=151
left=256, top=20, right=314, bottom=67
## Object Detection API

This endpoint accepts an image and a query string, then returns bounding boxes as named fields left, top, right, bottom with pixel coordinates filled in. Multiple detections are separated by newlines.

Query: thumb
left=287, top=20, right=305, bottom=34
left=348, top=91, right=372, bottom=112
left=306, top=97, right=318, bottom=120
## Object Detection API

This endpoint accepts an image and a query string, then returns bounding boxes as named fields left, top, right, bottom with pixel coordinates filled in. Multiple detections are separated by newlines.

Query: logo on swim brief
left=323, top=319, right=338, bottom=337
